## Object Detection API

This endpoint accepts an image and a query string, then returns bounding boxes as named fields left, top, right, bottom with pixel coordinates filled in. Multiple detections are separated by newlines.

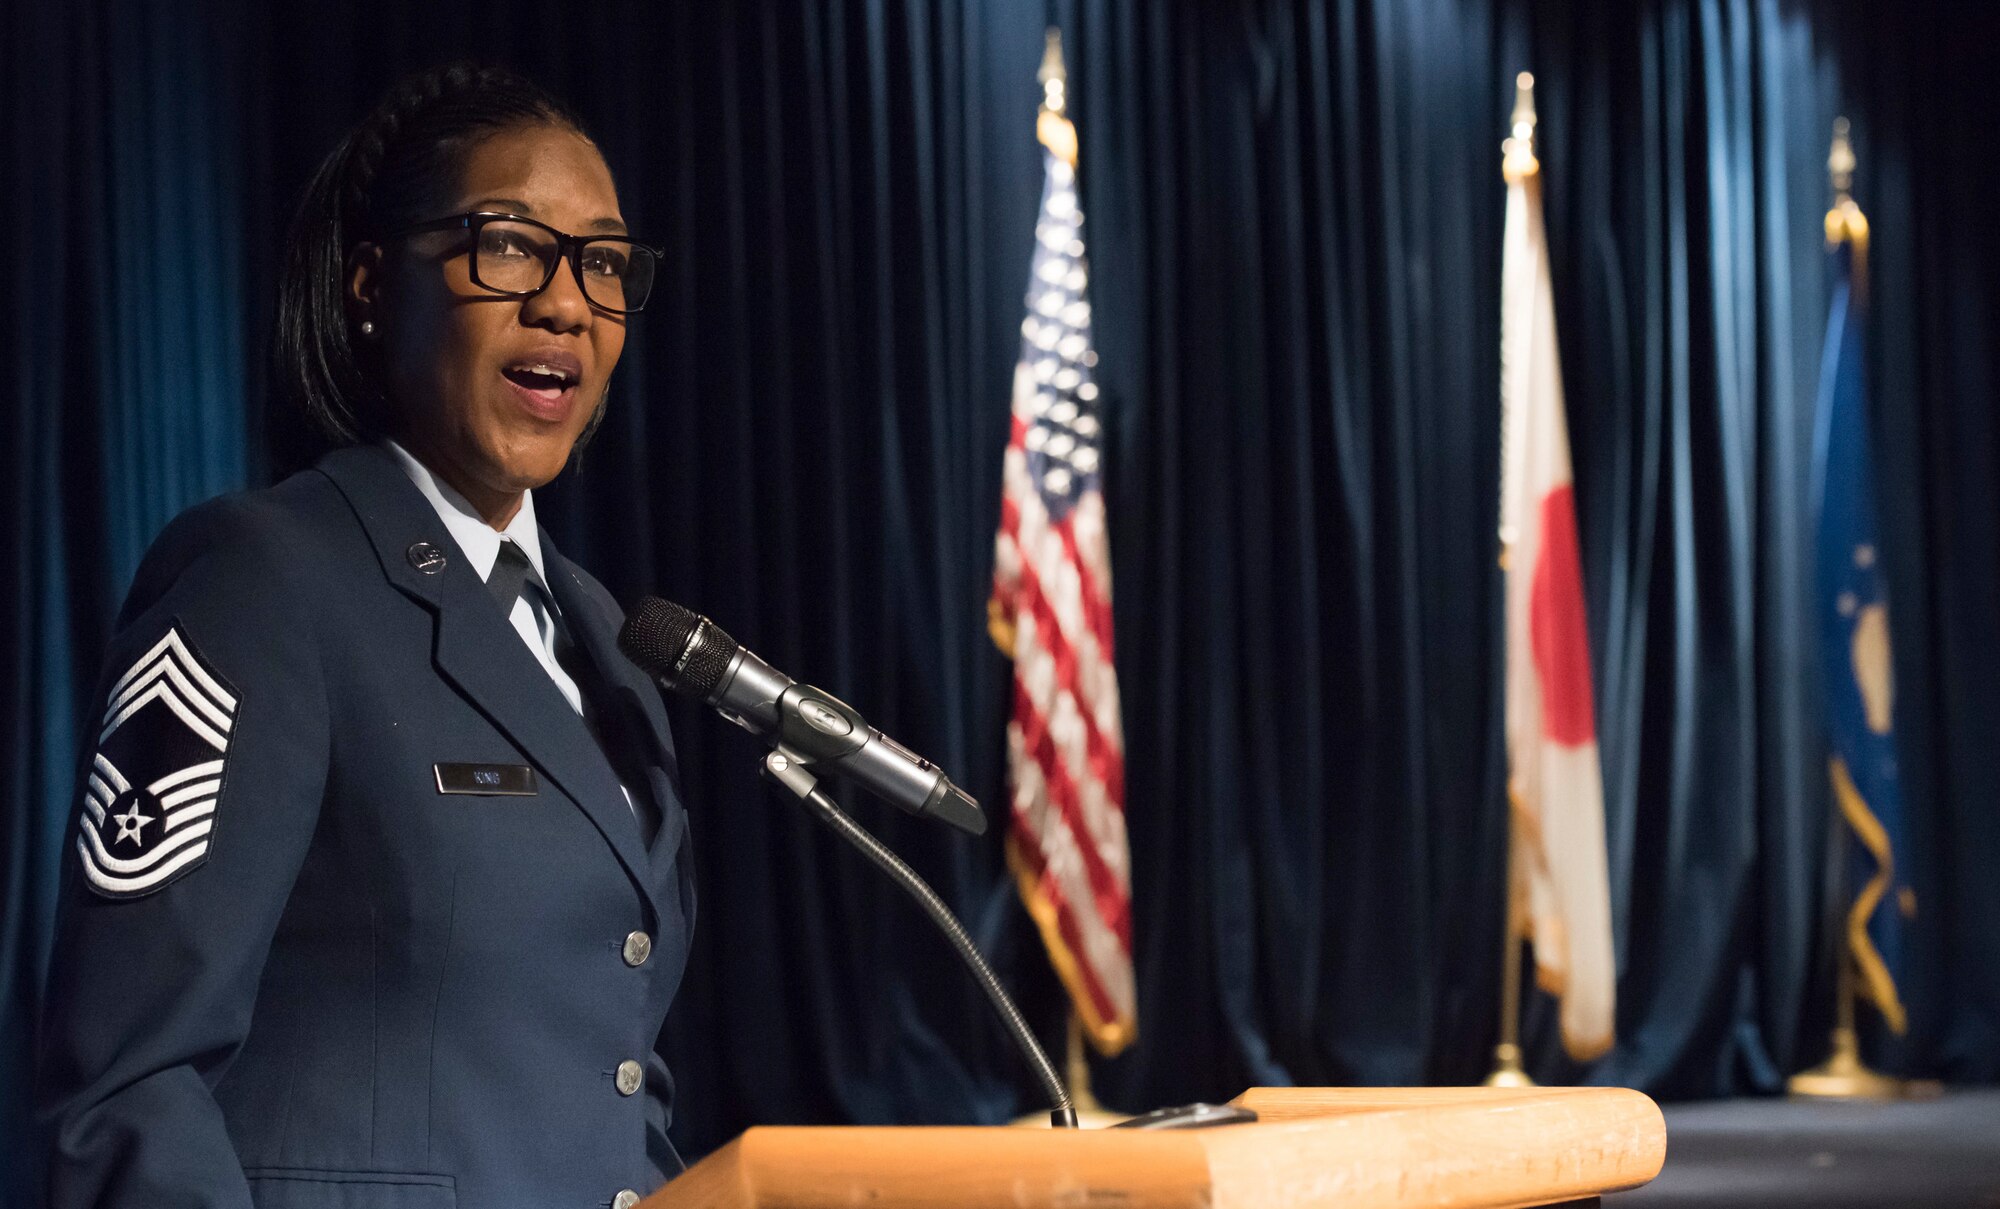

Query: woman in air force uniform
left=38, top=63, right=692, bottom=1209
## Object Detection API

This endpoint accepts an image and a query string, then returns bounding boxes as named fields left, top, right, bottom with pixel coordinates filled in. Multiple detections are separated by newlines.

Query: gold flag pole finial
left=1825, top=117, right=1870, bottom=252
left=1037, top=29, right=1078, bottom=166
left=1039, top=28, right=1067, bottom=111
left=1829, top=117, right=1856, bottom=201
left=1502, top=72, right=1540, bottom=185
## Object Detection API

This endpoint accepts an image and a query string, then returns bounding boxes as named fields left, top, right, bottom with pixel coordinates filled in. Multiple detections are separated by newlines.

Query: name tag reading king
left=434, top=763, right=538, bottom=796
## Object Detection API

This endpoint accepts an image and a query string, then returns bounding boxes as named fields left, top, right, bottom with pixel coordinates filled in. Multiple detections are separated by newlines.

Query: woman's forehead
left=455, top=125, right=622, bottom=230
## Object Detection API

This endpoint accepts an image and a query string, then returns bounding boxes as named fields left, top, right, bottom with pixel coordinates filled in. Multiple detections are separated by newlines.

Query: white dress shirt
left=384, top=440, right=586, bottom=715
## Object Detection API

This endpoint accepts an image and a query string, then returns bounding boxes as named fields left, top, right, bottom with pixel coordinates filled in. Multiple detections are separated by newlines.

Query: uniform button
left=616, top=1059, right=644, bottom=1096
left=612, top=1191, right=640, bottom=1209
left=622, top=931, right=652, bottom=967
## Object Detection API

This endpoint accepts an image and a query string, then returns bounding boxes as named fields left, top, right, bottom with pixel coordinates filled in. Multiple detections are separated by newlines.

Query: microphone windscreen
left=619, top=597, right=738, bottom=697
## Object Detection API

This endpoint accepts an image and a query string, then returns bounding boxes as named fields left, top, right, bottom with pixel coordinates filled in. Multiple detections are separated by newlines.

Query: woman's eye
left=478, top=231, right=533, bottom=259
left=582, top=248, right=629, bottom=277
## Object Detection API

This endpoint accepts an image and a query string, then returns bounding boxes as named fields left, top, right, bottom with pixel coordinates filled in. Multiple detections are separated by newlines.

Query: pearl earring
left=360, top=320, right=376, bottom=336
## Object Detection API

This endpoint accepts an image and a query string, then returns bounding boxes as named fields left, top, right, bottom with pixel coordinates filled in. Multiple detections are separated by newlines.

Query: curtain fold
left=6, top=2, right=1997, bottom=1192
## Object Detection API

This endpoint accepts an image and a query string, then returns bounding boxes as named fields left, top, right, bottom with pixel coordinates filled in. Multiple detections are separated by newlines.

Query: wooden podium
left=643, top=1085, right=1665, bottom=1208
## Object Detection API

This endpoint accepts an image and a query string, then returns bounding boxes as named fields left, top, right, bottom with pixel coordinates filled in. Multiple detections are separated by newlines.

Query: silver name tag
left=433, top=763, right=538, bottom=796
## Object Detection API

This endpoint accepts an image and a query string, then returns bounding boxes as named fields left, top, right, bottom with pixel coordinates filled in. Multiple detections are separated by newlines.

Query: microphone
left=618, top=598, right=986, bottom=836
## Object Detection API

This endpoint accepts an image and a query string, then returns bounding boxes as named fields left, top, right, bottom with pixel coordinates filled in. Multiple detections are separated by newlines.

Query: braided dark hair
left=273, top=62, right=591, bottom=456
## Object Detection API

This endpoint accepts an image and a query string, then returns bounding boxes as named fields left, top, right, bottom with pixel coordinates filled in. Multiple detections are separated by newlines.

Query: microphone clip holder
left=763, top=745, right=826, bottom=799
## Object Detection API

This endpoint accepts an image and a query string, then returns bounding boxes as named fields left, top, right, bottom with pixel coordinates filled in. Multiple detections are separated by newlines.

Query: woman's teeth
left=504, top=366, right=574, bottom=398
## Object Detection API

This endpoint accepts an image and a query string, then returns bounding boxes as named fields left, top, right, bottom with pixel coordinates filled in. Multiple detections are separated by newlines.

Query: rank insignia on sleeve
left=76, top=622, right=240, bottom=898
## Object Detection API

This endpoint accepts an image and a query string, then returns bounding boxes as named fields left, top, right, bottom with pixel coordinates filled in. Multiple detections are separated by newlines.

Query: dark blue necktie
left=487, top=539, right=661, bottom=845
left=485, top=539, right=540, bottom=615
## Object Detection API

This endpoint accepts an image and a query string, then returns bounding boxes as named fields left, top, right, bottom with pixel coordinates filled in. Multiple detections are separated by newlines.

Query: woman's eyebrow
left=467, top=196, right=536, bottom=215
left=466, top=197, right=627, bottom=234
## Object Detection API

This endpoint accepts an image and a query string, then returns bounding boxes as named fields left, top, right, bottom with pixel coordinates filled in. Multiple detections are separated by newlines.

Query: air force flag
left=1811, top=193, right=1912, bottom=1036
left=76, top=623, right=238, bottom=898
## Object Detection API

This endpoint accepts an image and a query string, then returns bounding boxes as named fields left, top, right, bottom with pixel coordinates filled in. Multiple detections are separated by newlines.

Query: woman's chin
left=486, top=435, right=579, bottom=493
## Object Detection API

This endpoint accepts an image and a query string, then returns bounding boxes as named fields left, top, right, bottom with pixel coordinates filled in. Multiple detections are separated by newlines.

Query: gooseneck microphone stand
left=760, top=745, right=1079, bottom=1130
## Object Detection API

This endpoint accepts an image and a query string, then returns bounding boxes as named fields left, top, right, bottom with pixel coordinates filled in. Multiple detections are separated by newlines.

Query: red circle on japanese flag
left=1531, top=484, right=1597, bottom=747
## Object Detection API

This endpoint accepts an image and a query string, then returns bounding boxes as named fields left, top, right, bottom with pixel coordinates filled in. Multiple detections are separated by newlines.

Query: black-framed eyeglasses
left=381, top=211, right=662, bottom=314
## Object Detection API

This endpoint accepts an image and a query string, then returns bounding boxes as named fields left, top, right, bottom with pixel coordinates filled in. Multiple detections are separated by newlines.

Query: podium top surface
left=646, top=1085, right=1666, bottom=1209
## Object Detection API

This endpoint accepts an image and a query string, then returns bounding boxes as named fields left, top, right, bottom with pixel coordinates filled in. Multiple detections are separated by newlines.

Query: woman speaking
left=37, top=63, right=692, bottom=1209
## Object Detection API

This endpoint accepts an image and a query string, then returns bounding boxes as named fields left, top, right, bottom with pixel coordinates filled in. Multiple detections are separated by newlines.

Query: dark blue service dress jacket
left=38, top=444, right=695, bottom=1209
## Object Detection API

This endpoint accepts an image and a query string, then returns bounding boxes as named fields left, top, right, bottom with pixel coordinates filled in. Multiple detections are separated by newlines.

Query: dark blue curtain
left=1869, top=6, right=2000, bottom=1080
left=6, top=0, right=1998, bottom=1201
left=5, top=3, right=257, bottom=1200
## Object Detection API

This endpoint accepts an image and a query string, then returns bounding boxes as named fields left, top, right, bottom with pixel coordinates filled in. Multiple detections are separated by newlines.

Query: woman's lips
left=499, top=370, right=578, bottom=422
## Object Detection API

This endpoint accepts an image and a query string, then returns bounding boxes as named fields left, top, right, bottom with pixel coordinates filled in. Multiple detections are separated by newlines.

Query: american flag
left=989, top=91, right=1136, bottom=1056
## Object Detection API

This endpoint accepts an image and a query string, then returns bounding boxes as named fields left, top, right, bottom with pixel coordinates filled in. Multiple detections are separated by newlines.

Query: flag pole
left=1789, top=772, right=1905, bottom=1096
left=1043, top=31, right=1120, bottom=1123
left=1485, top=72, right=1542, bottom=1091
left=1485, top=832, right=1536, bottom=1087
left=1788, top=117, right=1905, bottom=1102
left=1064, top=1011, right=1119, bottom=1120
left=1787, top=817, right=1901, bottom=1097
left=1006, top=31, right=1131, bottom=1127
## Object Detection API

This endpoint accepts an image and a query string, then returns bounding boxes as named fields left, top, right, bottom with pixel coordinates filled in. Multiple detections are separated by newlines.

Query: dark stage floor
left=1610, top=1089, right=2000, bottom=1207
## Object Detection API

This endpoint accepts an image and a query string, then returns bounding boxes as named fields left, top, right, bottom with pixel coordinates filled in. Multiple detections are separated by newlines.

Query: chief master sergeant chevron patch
left=76, top=621, right=239, bottom=898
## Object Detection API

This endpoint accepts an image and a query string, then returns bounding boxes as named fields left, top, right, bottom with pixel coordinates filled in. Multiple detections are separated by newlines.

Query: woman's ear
left=345, top=243, right=386, bottom=336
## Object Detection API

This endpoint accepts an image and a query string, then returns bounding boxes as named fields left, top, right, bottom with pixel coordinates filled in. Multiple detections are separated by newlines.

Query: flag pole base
left=1012, top=1014, right=1129, bottom=1127
left=1484, top=1042, right=1538, bottom=1088
left=1787, top=1028, right=1906, bottom=1099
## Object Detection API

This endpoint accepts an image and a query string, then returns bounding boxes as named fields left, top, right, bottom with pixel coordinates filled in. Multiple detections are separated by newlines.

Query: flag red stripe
left=1010, top=678, right=1132, bottom=944
left=1008, top=820, right=1123, bottom=1024
left=1053, top=517, right=1116, bottom=661
left=998, top=466, right=1115, bottom=665
left=1008, top=537, right=1127, bottom=800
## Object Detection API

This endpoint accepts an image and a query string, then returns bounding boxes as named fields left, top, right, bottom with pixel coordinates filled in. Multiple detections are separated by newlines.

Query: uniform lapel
left=539, top=540, right=687, bottom=865
left=316, top=446, right=665, bottom=916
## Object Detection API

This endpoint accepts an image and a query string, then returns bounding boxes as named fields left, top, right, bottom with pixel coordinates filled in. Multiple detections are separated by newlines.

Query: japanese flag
left=1500, top=118, right=1615, bottom=1062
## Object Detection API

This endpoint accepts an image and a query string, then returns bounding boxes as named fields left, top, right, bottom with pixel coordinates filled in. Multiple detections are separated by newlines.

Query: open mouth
left=501, top=363, right=577, bottom=401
